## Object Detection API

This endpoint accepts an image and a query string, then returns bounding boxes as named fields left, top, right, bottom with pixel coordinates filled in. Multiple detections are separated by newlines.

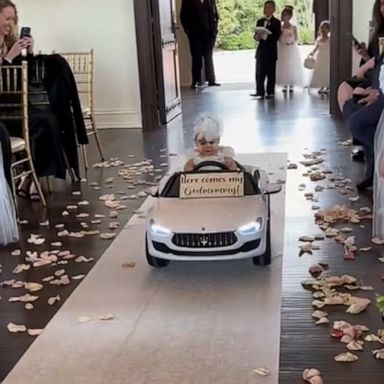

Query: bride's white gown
left=374, top=112, right=384, bottom=238
left=0, top=146, right=18, bottom=245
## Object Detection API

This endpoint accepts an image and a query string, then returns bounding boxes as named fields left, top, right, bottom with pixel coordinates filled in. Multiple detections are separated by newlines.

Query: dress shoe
left=266, top=94, right=275, bottom=99
left=190, top=83, right=197, bottom=89
left=208, top=82, right=221, bottom=86
left=250, top=93, right=264, bottom=100
left=356, top=159, right=374, bottom=190
left=351, top=149, right=365, bottom=162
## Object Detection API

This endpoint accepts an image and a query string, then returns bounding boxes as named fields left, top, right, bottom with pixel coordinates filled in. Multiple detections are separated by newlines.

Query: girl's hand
left=184, top=159, right=195, bottom=172
left=4, top=39, right=30, bottom=62
left=224, top=157, right=237, bottom=170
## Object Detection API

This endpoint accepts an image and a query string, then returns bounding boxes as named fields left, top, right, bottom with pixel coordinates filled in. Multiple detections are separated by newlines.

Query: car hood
left=149, top=196, right=267, bottom=232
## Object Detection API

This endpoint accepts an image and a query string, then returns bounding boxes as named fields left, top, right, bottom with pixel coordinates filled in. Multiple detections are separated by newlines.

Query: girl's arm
left=293, top=25, right=299, bottom=43
left=309, top=40, right=319, bottom=56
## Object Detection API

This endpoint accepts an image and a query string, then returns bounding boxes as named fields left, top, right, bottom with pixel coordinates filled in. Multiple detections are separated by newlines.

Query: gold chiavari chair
left=59, top=49, right=104, bottom=169
left=0, top=61, right=46, bottom=207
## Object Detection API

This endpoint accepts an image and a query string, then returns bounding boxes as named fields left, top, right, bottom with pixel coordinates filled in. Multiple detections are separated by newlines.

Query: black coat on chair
left=34, top=54, right=89, bottom=178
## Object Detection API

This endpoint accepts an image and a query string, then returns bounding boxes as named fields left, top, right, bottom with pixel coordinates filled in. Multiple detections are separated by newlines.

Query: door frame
left=133, top=0, right=160, bottom=131
left=330, top=0, right=353, bottom=116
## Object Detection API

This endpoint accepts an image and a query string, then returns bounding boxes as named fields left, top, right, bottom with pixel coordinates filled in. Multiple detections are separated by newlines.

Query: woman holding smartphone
left=0, top=0, right=32, bottom=65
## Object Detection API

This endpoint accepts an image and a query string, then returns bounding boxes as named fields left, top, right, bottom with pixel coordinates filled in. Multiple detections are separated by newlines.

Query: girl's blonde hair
left=0, top=0, right=18, bottom=51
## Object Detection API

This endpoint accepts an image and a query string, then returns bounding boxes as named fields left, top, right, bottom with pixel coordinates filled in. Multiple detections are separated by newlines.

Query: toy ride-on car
left=145, top=160, right=281, bottom=267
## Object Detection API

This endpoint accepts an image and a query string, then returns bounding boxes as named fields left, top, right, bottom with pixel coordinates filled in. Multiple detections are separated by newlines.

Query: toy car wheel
left=252, top=221, right=271, bottom=266
left=253, top=195, right=271, bottom=266
left=145, top=235, right=169, bottom=268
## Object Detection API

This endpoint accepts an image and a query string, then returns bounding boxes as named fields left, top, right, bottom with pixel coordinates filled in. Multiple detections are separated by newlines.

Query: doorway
left=176, top=0, right=317, bottom=86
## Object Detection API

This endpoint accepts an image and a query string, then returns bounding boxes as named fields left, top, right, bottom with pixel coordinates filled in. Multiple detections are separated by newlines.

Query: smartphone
left=351, top=35, right=361, bottom=49
left=20, top=26, right=31, bottom=38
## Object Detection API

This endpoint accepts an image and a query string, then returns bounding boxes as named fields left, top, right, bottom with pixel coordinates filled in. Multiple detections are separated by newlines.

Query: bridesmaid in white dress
left=309, top=20, right=330, bottom=94
left=276, top=6, right=303, bottom=92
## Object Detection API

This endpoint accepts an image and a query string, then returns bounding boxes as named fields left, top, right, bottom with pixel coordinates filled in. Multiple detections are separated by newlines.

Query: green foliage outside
left=216, top=0, right=315, bottom=50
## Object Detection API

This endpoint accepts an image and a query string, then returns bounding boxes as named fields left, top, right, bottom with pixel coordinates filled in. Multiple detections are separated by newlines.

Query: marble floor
left=2, top=153, right=286, bottom=384
left=2, top=84, right=381, bottom=383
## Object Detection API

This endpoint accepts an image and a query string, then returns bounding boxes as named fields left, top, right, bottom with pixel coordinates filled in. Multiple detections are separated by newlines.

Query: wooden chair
left=0, top=61, right=46, bottom=207
left=59, top=50, right=104, bottom=169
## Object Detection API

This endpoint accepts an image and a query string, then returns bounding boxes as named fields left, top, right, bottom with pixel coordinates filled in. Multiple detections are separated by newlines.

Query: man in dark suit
left=180, top=0, right=220, bottom=89
left=313, top=0, right=329, bottom=38
left=251, top=0, right=281, bottom=99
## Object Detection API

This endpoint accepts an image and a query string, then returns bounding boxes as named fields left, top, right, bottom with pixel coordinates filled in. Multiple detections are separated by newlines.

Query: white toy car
left=145, top=160, right=281, bottom=267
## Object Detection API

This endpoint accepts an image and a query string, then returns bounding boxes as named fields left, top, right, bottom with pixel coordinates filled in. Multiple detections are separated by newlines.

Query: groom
left=251, top=0, right=281, bottom=99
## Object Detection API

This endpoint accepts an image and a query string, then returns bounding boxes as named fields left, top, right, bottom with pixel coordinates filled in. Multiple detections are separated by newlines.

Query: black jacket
left=34, top=54, right=88, bottom=178
left=256, top=16, right=281, bottom=61
left=180, top=0, right=219, bottom=38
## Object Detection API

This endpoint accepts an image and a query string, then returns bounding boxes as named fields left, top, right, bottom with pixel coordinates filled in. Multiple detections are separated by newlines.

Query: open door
left=134, top=0, right=182, bottom=130
left=152, top=0, right=182, bottom=124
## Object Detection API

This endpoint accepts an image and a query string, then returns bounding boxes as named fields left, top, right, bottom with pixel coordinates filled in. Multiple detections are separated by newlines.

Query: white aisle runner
left=3, top=153, right=287, bottom=384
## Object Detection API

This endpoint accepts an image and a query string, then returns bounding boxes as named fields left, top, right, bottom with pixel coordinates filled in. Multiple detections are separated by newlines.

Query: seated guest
left=0, top=0, right=33, bottom=65
left=184, top=115, right=237, bottom=172
left=338, top=0, right=384, bottom=159
left=343, top=54, right=384, bottom=190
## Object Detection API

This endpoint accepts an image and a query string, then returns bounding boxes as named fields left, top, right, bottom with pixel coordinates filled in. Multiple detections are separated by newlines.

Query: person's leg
left=187, top=34, right=203, bottom=88
left=203, top=36, right=218, bottom=85
left=255, top=55, right=266, bottom=97
left=0, top=123, right=12, bottom=192
left=337, top=82, right=354, bottom=112
left=266, top=59, right=277, bottom=97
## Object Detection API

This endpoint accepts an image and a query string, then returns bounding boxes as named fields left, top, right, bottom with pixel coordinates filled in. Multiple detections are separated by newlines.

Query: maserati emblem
left=200, top=235, right=209, bottom=246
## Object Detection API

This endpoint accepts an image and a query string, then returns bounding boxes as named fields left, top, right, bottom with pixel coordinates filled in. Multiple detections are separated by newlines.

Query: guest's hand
left=357, top=87, right=381, bottom=106
left=24, top=36, right=34, bottom=54
left=355, top=42, right=370, bottom=62
left=4, top=38, right=30, bottom=62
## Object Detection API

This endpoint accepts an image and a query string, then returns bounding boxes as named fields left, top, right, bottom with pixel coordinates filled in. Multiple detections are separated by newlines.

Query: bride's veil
left=373, top=111, right=384, bottom=238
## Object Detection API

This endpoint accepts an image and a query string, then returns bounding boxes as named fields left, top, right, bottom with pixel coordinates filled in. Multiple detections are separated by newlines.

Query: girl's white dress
left=310, top=37, right=330, bottom=88
left=276, top=25, right=303, bottom=86
left=0, top=146, right=18, bottom=245
left=373, top=111, right=384, bottom=239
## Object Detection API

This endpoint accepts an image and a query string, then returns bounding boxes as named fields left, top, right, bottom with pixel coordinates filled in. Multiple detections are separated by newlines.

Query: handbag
left=304, top=55, right=316, bottom=69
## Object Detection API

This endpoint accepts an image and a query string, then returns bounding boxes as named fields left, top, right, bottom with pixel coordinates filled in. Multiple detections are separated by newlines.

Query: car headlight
left=149, top=219, right=171, bottom=236
left=238, top=218, right=263, bottom=235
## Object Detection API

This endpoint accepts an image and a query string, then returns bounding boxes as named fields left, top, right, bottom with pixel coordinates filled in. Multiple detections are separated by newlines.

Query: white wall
left=352, top=0, right=375, bottom=72
left=15, top=0, right=141, bottom=128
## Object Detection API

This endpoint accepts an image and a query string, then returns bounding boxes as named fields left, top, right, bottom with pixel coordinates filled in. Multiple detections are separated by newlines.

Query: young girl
left=276, top=6, right=303, bottom=92
left=184, top=115, right=237, bottom=172
left=309, top=20, right=330, bottom=94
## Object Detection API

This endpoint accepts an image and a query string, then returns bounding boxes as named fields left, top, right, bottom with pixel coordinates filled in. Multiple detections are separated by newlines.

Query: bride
left=0, top=145, right=18, bottom=245
left=374, top=110, right=384, bottom=239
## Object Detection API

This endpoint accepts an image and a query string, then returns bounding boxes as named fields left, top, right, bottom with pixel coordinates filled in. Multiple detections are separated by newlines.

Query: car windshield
left=160, top=171, right=261, bottom=198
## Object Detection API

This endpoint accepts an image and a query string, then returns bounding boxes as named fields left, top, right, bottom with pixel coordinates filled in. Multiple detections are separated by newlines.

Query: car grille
left=172, top=232, right=237, bottom=248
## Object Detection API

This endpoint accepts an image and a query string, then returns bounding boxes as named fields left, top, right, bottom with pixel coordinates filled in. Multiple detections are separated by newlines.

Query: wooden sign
left=179, top=172, right=244, bottom=199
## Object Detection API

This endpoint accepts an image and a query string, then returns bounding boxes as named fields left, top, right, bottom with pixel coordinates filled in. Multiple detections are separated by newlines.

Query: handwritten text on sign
left=179, top=172, right=244, bottom=198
